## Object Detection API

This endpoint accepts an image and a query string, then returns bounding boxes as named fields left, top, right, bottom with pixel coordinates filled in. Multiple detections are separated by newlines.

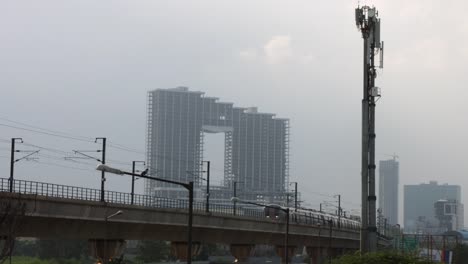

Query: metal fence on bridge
left=0, top=178, right=365, bottom=233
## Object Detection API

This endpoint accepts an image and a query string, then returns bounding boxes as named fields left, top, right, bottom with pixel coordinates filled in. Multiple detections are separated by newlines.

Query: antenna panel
left=355, top=8, right=363, bottom=27
left=379, top=41, right=384, bottom=69
left=374, top=19, right=381, bottom=48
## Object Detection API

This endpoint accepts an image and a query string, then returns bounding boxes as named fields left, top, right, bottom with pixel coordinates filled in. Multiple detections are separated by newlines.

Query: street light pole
left=232, top=197, right=291, bottom=264
left=131, top=161, right=145, bottom=205
left=96, top=164, right=194, bottom=264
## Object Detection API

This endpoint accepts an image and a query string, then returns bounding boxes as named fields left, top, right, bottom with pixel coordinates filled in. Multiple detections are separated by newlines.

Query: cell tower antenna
left=355, top=4, right=384, bottom=254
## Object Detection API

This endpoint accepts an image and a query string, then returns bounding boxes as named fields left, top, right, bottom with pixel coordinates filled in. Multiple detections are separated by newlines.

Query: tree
left=12, top=239, right=37, bottom=257
left=36, top=239, right=88, bottom=261
left=194, top=243, right=230, bottom=261
left=0, top=198, right=26, bottom=263
left=453, top=244, right=468, bottom=264
left=136, top=240, right=170, bottom=263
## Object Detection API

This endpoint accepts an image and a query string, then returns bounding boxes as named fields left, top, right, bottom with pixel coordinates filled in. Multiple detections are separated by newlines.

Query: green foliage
left=135, top=240, right=170, bottom=262
left=332, top=251, right=432, bottom=264
left=9, top=239, right=92, bottom=264
left=13, top=240, right=38, bottom=257
left=36, top=239, right=87, bottom=260
left=6, top=256, right=82, bottom=264
left=194, top=243, right=230, bottom=261
left=453, top=244, right=468, bottom=264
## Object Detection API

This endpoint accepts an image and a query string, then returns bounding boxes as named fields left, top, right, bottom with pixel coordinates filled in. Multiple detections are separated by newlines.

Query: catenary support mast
left=355, top=5, right=384, bottom=253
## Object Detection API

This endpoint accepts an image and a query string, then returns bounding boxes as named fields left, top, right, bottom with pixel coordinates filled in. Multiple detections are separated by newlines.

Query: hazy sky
left=1, top=1, right=468, bottom=225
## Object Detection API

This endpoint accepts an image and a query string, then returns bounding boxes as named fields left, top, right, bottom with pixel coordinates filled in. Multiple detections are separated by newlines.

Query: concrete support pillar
left=230, top=244, right=254, bottom=263
left=306, top=247, right=326, bottom=264
left=170, top=241, right=202, bottom=261
left=88, top=239, right=126, bottom=264
left=275, top=245, right=296, bottom=264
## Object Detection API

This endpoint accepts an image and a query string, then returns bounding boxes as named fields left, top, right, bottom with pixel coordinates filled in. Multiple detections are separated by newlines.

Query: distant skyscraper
left=378, top=158, right=399, bottom=225
left=404, top=181, right=463, bottom=233
left=145, top=87, right=290, bottom=202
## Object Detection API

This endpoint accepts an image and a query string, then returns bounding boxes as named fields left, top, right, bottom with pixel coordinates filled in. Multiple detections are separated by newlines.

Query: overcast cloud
left=1, top=0, right=468, bottom=224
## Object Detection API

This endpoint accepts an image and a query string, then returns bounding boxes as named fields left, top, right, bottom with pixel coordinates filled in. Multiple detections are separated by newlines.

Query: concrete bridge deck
left=0, top=178, right=395, bottom=251
left=0, top=192, right=360, bottom=249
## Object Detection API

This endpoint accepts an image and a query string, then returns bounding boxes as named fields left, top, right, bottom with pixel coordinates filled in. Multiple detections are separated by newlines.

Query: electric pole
left=233, top=181, right=238, bottom=215
left=9, top=138, right=23, bottom=192
left=233, top=181, right=243, bottom=216
left=290, top=182, right=298, bottom=212
left=96, top=137, right=106, bottom=202
left=337, top=194, right=341, bottom=229
left=131, top=161, right=145, bottom=205
left=202, top=161, right=210, bottom=213
left=355, top=5, right=384, bottom=253
left=9, top=138, right=40, bottom=193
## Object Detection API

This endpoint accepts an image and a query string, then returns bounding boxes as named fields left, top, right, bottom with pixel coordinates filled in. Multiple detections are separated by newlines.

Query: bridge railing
left=0, top=178, right=364, bottom=233
left=0, top=178, right=264, bottom=218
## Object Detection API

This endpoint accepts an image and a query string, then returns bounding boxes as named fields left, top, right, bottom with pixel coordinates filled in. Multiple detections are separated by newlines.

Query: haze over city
left=1, top=0, right=468, bottom=226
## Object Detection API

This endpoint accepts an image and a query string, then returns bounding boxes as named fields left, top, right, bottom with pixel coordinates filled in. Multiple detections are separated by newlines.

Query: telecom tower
left=355, top=6, right=384, bottom=253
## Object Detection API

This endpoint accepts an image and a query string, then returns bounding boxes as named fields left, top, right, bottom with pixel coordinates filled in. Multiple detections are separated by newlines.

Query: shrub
left=332, top=251, right=433, bottom=264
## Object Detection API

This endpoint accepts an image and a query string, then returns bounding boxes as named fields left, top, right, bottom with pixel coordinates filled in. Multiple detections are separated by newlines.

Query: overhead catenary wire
left=28, top=160, right=97, bottom=172
left=1, top=121, right=197, bottom=165
left=107, top=143, right=145, bottom=155
left=0, top=118, right=145, bottom=155
left=0, top=123, right=96, bottom=143
left=1, top=119, right=256, bottom=173
left=36, top=153, right=96, bottom=166
left=0, top=117, right=95, bottom=141
left=1, top=125, right=198, bottom=167
left=300, top=187, right=335, bottom=198
left=22, top=142, right=72, bottom=156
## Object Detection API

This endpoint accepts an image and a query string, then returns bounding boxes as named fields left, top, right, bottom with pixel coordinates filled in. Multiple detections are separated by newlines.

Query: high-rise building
left=145, top=87, right=290, bottom=202
left=434, top=199, right=464, bottom=232
left=404, top=181, right=463, bottom=233
left=378, top=158, right=399, bottom=225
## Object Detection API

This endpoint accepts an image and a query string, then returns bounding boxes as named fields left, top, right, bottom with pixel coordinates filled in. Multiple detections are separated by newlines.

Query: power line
left=1, top=120, right=230, bottom=170
left=0, top=117, right=95, bottom=141
left=0, top=123, right=96, bottom=143
left=36, top=153, right=96, bottom=166
left=301, top=188, right=335, bottom=198
left=107, top=142, right=145, bottom=155
left=106, top=159, right=133, bottom=166
left=29, top=160, right=96, bottom=172
left=0, top=117, right=145, bottom=155
left=22, top=143, right=72, bottom=156
left=1, top=125, right=198, bottom=167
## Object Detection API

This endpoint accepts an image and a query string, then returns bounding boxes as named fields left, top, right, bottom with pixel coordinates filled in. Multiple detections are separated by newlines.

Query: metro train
left=263, top=205, right=361, bottom=231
